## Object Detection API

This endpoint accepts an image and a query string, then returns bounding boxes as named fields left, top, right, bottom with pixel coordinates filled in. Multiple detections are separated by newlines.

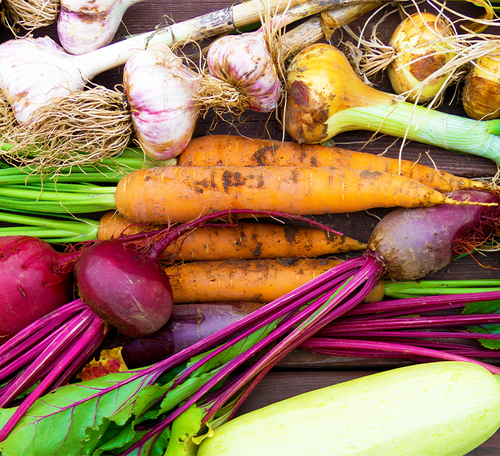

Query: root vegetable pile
left=2, top=1, right=500, bottom=455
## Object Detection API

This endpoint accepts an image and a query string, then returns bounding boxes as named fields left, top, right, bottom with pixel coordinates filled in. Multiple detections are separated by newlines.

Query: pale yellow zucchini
left=197, top=362, right=500, bottom=456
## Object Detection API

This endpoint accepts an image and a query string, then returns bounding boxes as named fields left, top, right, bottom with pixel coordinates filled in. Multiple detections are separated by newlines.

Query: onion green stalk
left=0, top=212, right=100, bottom=243
left=285, top=43, right=500, bottom=165
left=0, top=146, right=169, bottom=183
left=0, top=183, right=116, bottom=214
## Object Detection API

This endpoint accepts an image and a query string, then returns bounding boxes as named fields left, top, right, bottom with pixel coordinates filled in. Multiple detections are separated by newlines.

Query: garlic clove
left=0, top=37, right=85, bottom=123
left=58, top=0, right=138, bottom=55
left=124, top=43, right=200, bottom=160
left=207, top=30, right=281, bottom=112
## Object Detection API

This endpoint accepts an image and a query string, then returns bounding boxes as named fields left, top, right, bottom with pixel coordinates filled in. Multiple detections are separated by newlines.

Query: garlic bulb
left=388, top=12, right=456, bottom=103
left=124, top=43, right=200, bottom=160
left=204, top=0, right=360, bottom=113
left=0, top=0, right=308, bottom=126
left=0, top=37, right=85, bottom=123
left=206, top=29, right=281, bottom=112
left=462, top=52, right=500, bottom=120
left=58, top=0, right=141, bottom=55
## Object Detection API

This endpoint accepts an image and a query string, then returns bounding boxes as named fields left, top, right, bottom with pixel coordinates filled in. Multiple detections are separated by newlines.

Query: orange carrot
left=98, top=212, right=163, bottom=239
left=178, top=135, right=489, bottom=193
left=98, top=211, right=367, bottom=260
left=115, top=166, right=487, bottom=225
left=165, top=258, right=344, bottom=303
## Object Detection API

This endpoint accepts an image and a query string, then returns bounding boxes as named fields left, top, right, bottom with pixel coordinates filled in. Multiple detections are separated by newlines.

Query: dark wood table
left=2, top=0, right=500, bottom=453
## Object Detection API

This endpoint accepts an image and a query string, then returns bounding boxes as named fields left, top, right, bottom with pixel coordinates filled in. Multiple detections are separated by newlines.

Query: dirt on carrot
left=98, top=212, right=367, bottom=261
left=178, top=135, right=490, bottom=194
left=165, top=258, right=344, bottom=303
left=115, top=165, right=488, bottom=225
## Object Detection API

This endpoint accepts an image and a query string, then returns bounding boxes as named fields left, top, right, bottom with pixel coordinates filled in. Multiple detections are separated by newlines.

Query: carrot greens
left=0, top=148, right=173, bottom=240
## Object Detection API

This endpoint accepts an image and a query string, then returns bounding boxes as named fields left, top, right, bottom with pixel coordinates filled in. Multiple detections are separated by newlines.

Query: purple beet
left=75, top=239, right=174, bottom=337
left=0, top=236, right=79, bottom=342
left=101, top=302, right=263, bottom=368
left=368, top=190, right=500, bottom=280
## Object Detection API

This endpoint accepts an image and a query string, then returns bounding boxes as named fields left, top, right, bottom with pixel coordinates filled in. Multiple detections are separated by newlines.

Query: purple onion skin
left=368, top=190, right=500, bottom=281
left=75, top=239, right=174, bottom=338
left=0, top=236, right=77, bottom=341
left=102, top=302, right=263, bottom=368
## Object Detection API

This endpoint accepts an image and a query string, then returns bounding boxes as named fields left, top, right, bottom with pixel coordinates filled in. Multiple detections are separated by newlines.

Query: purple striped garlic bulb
left=206, top=29, right=281, bottom=113
left=124, top=43, right=200, bottom=160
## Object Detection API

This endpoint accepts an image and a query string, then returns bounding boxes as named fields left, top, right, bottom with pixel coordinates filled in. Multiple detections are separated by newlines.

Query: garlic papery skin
left=206, top=30, right=281, bottom=112
left=388, top=12, right=456, bottom=104
left=0, top=37, right=86, bottom=123
left=57, top=0, right=141, bottom=55
left=124, top=43, right=200, bottom=160
left=0, top=0, right=313, bottom=127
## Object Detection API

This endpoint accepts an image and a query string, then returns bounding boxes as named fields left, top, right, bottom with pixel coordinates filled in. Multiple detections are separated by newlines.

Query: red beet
left=0, top=236, right=78, bottom=341
left=368, top=190, right=500, bottom=280
left=75, top=239, right=174, bottom=337
left=0, top=209, right=354, bottom=431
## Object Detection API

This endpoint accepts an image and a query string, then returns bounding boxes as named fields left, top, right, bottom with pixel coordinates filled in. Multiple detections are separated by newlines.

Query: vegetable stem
left=300, top=338, right=500, bottom=373
left=327, top=101, right=500, bottom=164
left=73, top=0, right=318, bottom=79
left=0, top=307, right=109, bottom=440
left=384, top=279, right=500, bottom=299
left=0, top=186, right=116, bottom=214
left=0, top=212, right=99, bottom=242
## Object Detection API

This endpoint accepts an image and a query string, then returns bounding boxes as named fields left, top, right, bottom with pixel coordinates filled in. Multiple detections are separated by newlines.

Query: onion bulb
left=285, top=43, right=500, bottom=165
left=462, top=51, right=500, bottom=120
left=388, top=12, right=456, bottom=103
left=123, top=43, right=200, bottom=160
left=204, top=0, right=359, bottom=114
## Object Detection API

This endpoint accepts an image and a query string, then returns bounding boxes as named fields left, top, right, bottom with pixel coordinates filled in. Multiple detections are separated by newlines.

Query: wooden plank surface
left=2, top=0, right=500, bottom=453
